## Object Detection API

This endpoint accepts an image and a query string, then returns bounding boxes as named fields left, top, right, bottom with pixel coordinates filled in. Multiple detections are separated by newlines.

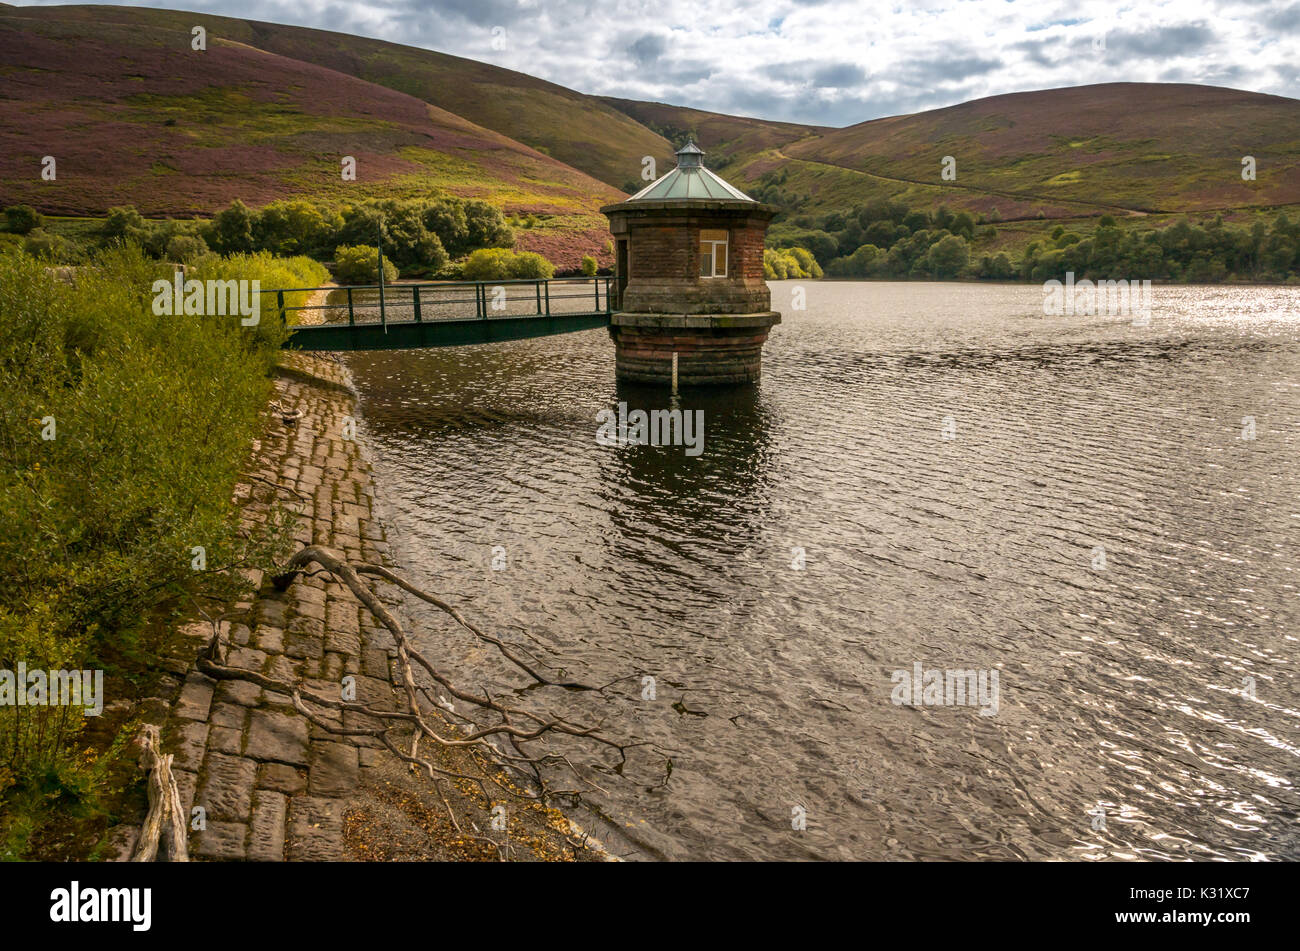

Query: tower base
left=609, top=312, right=781, bottom=386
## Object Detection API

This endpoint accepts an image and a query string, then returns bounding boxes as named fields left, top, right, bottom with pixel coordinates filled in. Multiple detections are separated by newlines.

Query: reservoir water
left=335, top=280, right=1300, bottom=860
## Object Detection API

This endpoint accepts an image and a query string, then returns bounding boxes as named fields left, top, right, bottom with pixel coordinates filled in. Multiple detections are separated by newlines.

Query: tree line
left=2, top=196, right=520, bottom=280
left=763, top=196, right=1300, bottom=283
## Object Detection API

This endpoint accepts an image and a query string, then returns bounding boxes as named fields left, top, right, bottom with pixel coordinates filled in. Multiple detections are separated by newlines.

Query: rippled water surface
left=340, top=281, right=1300, bottom=861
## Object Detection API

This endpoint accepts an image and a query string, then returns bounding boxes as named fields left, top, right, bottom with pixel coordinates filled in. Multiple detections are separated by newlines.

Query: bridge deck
left=274, top=277, right=614, bottom=351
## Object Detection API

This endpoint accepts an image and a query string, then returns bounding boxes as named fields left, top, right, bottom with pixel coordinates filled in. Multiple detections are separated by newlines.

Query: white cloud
left=26, top=0, right=1300, bottom=124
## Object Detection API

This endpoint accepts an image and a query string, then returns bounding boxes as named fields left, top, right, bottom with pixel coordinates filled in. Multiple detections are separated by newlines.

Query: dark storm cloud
left=1104, top=23, right=1216, bottom=57
left=766, top=60, right=869, bottom=89
left=628, top=33, right=667, bottom=66
left=1012, top=38, right=1058, bottom=67
left=396, top=0, right=532, bottom=27
left=895, top=54, right=1003, bottom=85
left=810, top=62, right=869, bottom=88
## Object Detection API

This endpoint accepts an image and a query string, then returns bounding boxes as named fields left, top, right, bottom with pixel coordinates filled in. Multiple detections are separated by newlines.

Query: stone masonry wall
left=115, top=353, right=405, bottom=860
left=100, top=350, right=611, bottom=863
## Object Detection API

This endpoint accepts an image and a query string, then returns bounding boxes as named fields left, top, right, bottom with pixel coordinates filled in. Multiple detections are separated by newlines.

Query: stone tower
left=602, top=141, right=781, bottom=385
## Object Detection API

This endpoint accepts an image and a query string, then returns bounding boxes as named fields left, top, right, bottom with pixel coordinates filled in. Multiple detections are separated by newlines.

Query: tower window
left=699, top=229, right=728, bottom=278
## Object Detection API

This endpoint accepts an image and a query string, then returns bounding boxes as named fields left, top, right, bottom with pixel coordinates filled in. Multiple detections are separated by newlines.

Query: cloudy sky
left=29, top=0, right=1300, bottom=125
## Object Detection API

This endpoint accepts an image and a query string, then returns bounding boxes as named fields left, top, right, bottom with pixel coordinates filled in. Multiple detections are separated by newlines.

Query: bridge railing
left=270, top=276, right=615, bottom=328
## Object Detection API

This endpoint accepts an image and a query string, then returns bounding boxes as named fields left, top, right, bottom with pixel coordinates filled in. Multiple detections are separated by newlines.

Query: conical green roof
left=625, top=140, right=754, bottom=202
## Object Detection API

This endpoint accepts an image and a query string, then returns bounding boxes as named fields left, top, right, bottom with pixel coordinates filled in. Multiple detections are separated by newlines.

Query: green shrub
left=461, top=247, right=555, bottom=280
left=22, top=228, right=70, bottom=262
left=462, top=199, right=514, bottom=253
left=205, top=199, right=255, bottom=254
left=254, top=200, right=330, bottom=256
left=580, top=255, right=598, bottom=277
left=510, top=251, right=554, bottom=279
left=143, top=219, right=205, bottom=259
left=925, top=234, right=970, bottom=277
left=333, top=244, right=399, bottom=285
left=763, top=246, right=822, bottom=279
left=0, top=245, right=316, bottom=807
left=190, top=251, right=328, bottom=346
left=976, top=251, right=1017, bottom=280
left=826, top=243, right=882, bottom=277
left=763, top=248, right=789, bottom=279
left=165, top=234, right=209, bottom=264
left=4, top=205, right=42, bottom=235
left=101, top=206, right=149, bottom=245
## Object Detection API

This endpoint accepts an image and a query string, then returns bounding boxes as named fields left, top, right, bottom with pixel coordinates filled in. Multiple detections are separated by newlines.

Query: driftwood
left=269, top=400, right=302, bottom=426
left=195, top=545, right=657, bottom=815
left=130, top=724, right=189, bottom=862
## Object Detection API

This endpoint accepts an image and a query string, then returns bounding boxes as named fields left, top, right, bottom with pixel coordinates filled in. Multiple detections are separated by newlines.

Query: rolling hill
left=782, top=83, right=1300, bottom=214
left=1, top=2, right=677, bottom=190
left=2, top=2, right=1298, bottom=271
left=596, top=96, right=822, bottom=175
left=0, top=3, right=626, bottom=267
left=600, top=85, right=1300, bottom=223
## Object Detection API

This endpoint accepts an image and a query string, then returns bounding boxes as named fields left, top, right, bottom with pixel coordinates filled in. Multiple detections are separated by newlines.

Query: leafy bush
left=460, top=247, right=555, bottom=280
left=511, top=251, right=554, bottom=279
left=189, top=251, right=328, bottom=347
left=0, top=246, right=317, bottom=806
left=461, top=199, right=514, bottom=256
left=165, top=234, right=209, bottom=264
left=253, top=200, right=331, bottom=256
left=975, top=251, right=1017, bottom=280
left=22, top=229, right=71, bottom=262
left=338, top=200, right=446, bottom=273
left=925, top=234, right=970, bottom=277
left=333, top=244, right=399, bottom=285
left=143, top=218, right=205, bottom=259
left=763, top=248, right=789, bottom=279
left=769, top=227, right=838, bottom=265
left=4, top=205, right=42, bottom=235
left=101, top=206, right=149, bottom=245
left=826, top=243, right=883, bottom=277
left=205, top=199, right=255, bottom=254
left=763, top=246, right=822, bottom=279
left=580, top=255, right=598, bottom=276
left=337, top=197, right=507, bottom=270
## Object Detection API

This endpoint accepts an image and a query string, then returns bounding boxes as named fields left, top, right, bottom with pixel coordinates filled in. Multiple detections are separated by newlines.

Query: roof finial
left=676, top=139, right=704, bottom=168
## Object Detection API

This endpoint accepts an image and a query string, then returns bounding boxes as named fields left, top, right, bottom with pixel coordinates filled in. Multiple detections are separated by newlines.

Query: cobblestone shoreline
left=107, top=351, right=603, bottom=861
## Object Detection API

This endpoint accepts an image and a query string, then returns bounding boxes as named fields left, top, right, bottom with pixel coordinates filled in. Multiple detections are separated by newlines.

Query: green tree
left=4, top=205, right=43, bottom=235
left=206, top=199, right=255, bottom=254
left=22, top=228, right=70, bottom=261
left=423, top=199, right=470, bottom=257
left=339, top=200, right=449, bottom=273
left=461, top=248, right=554, bottom=280
left=102, top=205, right=149, bottom=245
left=333, top=245, right=398, bottom=284
left=255, top=200, right=329, bottom=255
left=463, top=200, right=514, bottom=254
left=926, top=234, right=970, bottom=277
left=951, top=211, right=976, bottom=240
left=165, top=234, right=209, bottom=264
left=977, top=251, right=1016, bottom=280
left=827, top=243, right=882, bottom=277
left=902, top=210, right=931, bottom=234
left=763, top=248, right=789, bottom=279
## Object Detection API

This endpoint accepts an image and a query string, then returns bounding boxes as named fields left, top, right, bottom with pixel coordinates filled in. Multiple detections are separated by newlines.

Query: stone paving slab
left=124, top=355, right=411, bottom=863
left=111, top=353, right=604, bottom=864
